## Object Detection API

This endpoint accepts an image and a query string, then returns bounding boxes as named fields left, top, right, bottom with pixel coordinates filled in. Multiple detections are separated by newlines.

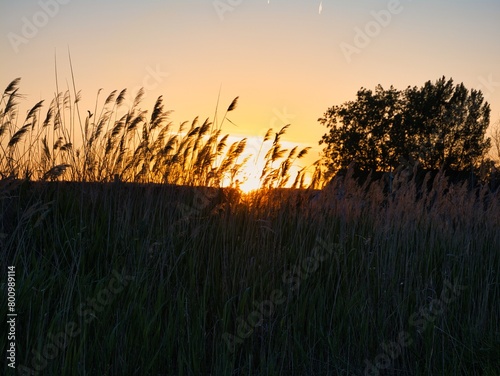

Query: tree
left=319, top=77, right=491, bottom=174
left=491, top=119, right=500, bottom=164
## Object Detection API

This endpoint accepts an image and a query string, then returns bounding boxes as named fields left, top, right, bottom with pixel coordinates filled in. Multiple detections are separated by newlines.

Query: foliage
left=1, top=172, right=499, bottom=375
left=319, top=77, right=491, bottom=174
left=1, top=75, right=499, bottom=375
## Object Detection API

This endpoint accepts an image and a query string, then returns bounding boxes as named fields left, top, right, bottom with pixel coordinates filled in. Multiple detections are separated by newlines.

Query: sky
left=1, top=0, right=499, bottom=188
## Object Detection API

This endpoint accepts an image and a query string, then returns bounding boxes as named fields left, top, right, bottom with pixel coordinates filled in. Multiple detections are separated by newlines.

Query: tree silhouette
left=319, top=77, right=491, bottom=174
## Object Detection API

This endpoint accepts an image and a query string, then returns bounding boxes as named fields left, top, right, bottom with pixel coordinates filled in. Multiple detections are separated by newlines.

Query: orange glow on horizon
left=237, top=175, right=262, bottom=194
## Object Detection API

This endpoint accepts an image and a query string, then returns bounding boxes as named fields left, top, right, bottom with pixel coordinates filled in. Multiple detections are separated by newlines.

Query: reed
left=0, top=79, right=310, bottom=189
left=1, top=77, right=498, bottom=375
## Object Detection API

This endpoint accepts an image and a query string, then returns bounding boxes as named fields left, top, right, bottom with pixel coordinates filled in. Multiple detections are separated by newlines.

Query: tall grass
left=1, top=168, right=499, bottom=375
left=1, top=77, right=499, bottom=375
left=0, top=78, right=312, bottom=188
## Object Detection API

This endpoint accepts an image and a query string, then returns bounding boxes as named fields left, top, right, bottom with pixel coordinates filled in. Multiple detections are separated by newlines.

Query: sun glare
left=238, top=174, right=262, bottom=194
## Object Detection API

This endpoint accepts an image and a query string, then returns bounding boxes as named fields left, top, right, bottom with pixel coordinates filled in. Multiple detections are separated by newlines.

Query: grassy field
left=1, top=78, right=499, bottom=375
left=1, top=174, right=499, bottom=375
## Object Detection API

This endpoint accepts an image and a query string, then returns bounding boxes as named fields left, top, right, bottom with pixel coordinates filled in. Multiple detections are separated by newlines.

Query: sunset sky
left=1, top=0, right=499, bottom=186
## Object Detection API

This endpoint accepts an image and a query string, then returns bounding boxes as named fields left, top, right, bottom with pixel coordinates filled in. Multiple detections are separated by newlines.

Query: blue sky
left=1, top=0, right=499, bottom=171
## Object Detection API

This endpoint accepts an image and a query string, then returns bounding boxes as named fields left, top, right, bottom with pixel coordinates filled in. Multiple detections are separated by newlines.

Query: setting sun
left=237, top=172, right=261, bottom=194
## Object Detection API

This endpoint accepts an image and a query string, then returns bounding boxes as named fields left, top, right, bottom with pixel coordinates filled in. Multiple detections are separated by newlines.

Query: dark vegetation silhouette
left=1, top=74, right=499, bottom=375
left=319, top=77, right=493, bottom=185
left=332, top=164, right=482, bottom=193
left=0, top=78, right=310, bottom=188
